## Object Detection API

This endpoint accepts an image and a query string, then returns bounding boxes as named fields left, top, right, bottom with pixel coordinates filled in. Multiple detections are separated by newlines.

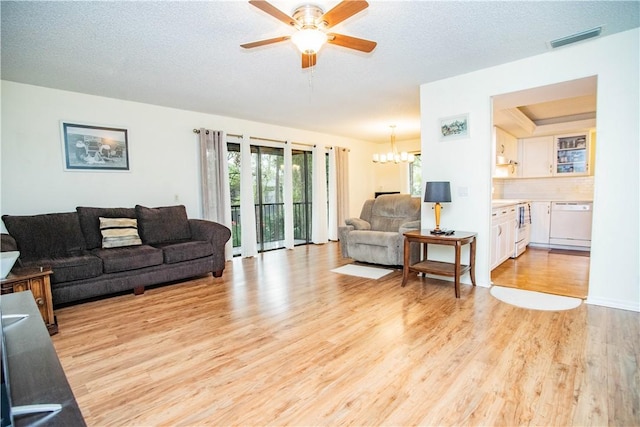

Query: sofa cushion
left=153, top=240, right=214, bottom=264
left=2, top=212, right=86, bottom=261
left=370, top=195, right=421, bottom=232
left=135, top=205, right=191, bottom=245
left=99, top=217, right=142, bottom=248
left=347, top=230, right=401, bottom=247
left=22, top=255, right=103, bottom=284
left=92, top=245, right=163, bottom=274
left=77, top=207, right=137, bottom=250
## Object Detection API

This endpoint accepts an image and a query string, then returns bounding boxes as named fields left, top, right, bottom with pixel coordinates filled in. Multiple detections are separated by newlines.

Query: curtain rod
left=193, top=130, right=334, bottom=150
left=292, top=141, right=336, bottom=150
left=193, top=129, right=242, bottom=138
left=250, top=136, right=286, bottom=144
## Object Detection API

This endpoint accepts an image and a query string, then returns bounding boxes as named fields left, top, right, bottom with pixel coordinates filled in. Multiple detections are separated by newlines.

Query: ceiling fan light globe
left=292, top=28, right=327, bottom=54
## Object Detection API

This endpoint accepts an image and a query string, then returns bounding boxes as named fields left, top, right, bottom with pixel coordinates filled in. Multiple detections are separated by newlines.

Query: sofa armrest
left=1, top=233, right=18, bottom=252
left=345, top=218, right=371, bottom=230
left=399, top=220, right=421, bottom=234
left=337, top=225, right=354, bottom=257
left=189, top=219, right=231, bottom=246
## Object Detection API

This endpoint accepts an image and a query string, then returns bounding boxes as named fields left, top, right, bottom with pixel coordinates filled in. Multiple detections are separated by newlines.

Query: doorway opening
left=490, top=76, right=596, bottom=298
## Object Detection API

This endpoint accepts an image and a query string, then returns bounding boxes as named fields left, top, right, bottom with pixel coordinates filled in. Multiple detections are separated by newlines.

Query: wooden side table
left=402, top=230, right=477, bottom=298
left=1, top=266, right=58, bottom=335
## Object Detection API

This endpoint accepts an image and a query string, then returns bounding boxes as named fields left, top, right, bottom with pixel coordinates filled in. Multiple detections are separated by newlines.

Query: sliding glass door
left=227, top=143, right=313, bottom=255
left=253, top=145, right=284, bottom=252
left=292, top=149, right=313, bottom=244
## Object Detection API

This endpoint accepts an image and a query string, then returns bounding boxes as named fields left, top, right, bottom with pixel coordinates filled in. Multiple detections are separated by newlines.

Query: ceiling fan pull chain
left=308, top=53, right=315, bottom=96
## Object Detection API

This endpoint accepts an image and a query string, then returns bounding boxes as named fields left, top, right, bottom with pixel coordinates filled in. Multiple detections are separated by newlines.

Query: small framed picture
left=61, top=122, right=130, bottom=171
left=439, top=114, right=469, bottom=141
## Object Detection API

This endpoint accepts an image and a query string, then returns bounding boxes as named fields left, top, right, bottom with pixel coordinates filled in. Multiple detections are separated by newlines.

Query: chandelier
left=372, top=125, right=415, bottom=164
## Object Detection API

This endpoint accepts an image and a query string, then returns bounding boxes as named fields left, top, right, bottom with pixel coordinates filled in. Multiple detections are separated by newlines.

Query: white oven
left=512, top=202, right=531, bottom=258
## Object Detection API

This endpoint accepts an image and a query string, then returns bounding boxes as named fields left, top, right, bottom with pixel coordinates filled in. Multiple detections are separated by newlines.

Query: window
left=409, top=153, right=422, bottom=196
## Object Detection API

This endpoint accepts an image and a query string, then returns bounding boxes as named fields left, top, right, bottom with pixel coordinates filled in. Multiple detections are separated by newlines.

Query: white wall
left=420, top=28, right=639, bottom=311
left=0, top=81, right=377, bottom=227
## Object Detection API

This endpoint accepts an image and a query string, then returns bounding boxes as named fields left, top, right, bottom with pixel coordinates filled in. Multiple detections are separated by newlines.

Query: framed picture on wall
left=439, top=114, right=469, bottom=141
left=61, top=122, right=130, bottom=171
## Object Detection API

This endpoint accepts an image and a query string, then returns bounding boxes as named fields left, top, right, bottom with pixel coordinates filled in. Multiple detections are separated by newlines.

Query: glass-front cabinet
left=555, top=133, right=589, bottom=175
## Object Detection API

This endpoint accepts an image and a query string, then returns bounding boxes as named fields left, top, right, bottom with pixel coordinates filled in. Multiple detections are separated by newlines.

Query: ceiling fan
left=241, top=0, right=377, bottom=68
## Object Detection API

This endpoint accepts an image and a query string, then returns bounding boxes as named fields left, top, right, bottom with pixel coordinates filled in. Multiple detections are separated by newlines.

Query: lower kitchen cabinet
left=491, top=205, right=517, bottom=270
left=530, top=201, right=551, bottom=245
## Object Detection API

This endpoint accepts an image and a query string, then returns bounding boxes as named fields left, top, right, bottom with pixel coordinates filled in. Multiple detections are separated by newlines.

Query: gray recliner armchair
left=338, top=194, right=421, bottom=266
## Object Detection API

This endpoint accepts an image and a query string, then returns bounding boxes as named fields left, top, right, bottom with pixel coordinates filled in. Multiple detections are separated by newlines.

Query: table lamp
left=424, top=181, right=452, bottom=234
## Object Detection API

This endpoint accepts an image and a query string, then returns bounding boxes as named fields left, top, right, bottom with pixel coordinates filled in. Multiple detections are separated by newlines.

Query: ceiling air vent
left=549, top=26, right=602, bottom=49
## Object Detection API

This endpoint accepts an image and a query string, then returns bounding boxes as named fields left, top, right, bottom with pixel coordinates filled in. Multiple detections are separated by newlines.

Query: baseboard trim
left=586, top=296, right=640, bottom=312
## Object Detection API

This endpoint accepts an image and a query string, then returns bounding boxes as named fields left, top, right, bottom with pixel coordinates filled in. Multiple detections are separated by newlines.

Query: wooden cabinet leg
left=402, top=236, right=410, bottom=287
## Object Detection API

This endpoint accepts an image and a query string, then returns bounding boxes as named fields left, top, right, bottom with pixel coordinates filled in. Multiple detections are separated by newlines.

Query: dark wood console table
left=402, top=230, right=477, bottom=298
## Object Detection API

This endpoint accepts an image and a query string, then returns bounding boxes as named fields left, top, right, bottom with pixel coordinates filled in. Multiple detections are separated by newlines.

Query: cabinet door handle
left=498, top=225, right=502, bottom=236
left=35, top=297, right=44, bottom=307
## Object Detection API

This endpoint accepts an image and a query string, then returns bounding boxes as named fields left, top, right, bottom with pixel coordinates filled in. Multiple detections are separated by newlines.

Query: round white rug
left=490, top=285, right=582, bottom=311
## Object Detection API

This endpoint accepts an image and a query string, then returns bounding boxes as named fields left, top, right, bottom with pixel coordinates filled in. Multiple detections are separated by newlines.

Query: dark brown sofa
left=1, top=204, right=231, bottom=306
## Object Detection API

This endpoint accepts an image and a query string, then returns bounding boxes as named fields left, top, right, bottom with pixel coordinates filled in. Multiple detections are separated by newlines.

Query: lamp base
left=430, top=229, right=446, bottom=235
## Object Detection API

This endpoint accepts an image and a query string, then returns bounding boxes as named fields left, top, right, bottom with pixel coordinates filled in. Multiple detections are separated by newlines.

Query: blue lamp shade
left=424, top=181, right=452, bottom=203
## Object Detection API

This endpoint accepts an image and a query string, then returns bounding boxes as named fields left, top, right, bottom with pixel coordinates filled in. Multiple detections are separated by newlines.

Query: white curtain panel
left=240, top=136, right=257, bottom=257
left=335, top=146, right=350, bottom=233
left=283, top=142, right=294, bottom=249
left=328, top=148, right=338, bottom=241
left=198, top=128, right=233, bottom=261
left=311, top=145, right=328, bottom=244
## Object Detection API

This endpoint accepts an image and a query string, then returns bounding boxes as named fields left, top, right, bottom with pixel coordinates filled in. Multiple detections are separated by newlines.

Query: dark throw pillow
left=2, top=212, right=86, bottom=260
left=135, top=205, right=191, bottom=244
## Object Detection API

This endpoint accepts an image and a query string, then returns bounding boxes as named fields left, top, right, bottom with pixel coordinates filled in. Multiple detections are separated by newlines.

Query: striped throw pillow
left=99, top=217, right=142, bottom=248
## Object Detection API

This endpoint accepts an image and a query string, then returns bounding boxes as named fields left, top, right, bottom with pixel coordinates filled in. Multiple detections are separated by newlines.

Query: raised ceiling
left=493, top=76, right=598, bottom=138
left=1, top=1, right=638, bottom=143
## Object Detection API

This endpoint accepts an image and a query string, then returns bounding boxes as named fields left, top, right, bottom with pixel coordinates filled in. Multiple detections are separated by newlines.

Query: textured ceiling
left=2, top=1, right=638, bottom=143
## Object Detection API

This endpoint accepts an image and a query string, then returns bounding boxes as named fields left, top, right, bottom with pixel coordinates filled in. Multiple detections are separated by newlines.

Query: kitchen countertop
left=492, top=199, right=593, bottom=208
left=491, top=199, right=528, bottom=208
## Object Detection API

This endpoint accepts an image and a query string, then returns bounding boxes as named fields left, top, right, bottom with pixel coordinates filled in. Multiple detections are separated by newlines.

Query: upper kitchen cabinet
left=519, top=132, right=592, bottom=178
left=494, top=127, right=519, bottom=178
left=520, top=136, right=554, bottom=177
left=555, top=133, right=590, bottom=175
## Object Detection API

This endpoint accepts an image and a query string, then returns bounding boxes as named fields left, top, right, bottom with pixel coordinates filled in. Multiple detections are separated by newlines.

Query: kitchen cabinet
left=519, top=133, right=591, bottom=178
left=491, top=205, right=517, bottom=270
left=529, top=201, right=551, bottom=245
left=494, top=127, right=518, bottom=178
left=520, top=136, right=554, bottom=177
left=555, top=133, right=590, bottom=175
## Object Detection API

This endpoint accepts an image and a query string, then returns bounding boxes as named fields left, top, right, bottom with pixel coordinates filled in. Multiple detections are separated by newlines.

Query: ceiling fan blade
left=302, top=53, right=317, bottom=69
left=327, top=33, right=377, bottom=52
left=248, top=0, right=296, bottom=27
left=320, top=1, right=369, bottom=29
left=241, top=36, right=290, bottom=49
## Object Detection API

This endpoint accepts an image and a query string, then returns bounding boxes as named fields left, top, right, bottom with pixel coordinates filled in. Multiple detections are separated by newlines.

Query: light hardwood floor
left=491, top=247, right=591, bottom=299
left=52, top=242, right=639, bottom=426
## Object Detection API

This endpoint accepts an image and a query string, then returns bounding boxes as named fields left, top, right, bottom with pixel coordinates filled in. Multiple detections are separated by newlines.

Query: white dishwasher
left=549, top=202, right=593, bottom=248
